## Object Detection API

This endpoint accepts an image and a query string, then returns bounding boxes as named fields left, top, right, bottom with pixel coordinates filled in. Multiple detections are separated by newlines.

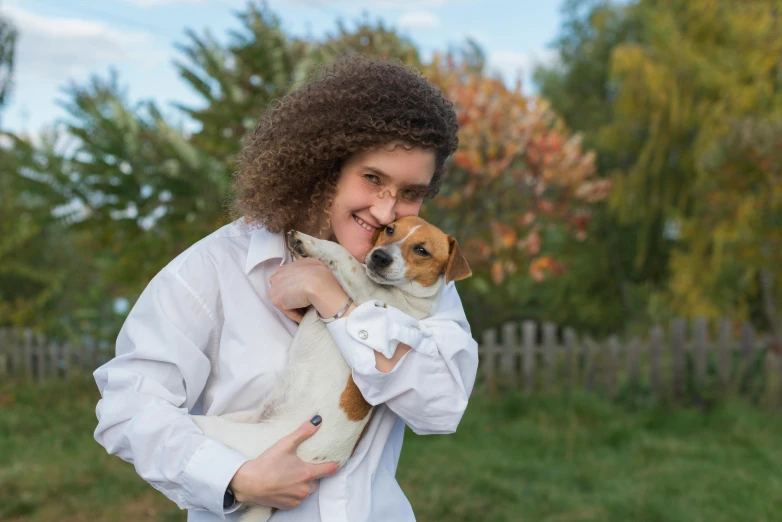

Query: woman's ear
left=445, top=236, right=472, bottom=284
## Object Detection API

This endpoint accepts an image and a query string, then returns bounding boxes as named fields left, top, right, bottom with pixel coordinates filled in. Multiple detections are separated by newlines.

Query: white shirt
left=93, top=219, right=478, bottom=522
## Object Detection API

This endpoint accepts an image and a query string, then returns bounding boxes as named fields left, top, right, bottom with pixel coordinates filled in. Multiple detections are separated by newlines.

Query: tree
left=422, top=56, right=612, bottom=332
left=536, top=0, right=782, bottom=334
left=604, top=0, right=782, bottom=329
left=0, top=13, right=15, bottom=116
left=535, top=0, right=675, bottom=330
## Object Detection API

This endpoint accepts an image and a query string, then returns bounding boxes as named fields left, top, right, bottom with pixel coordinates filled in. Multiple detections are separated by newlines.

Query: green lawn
left=1, top=376, right=781, bottom=522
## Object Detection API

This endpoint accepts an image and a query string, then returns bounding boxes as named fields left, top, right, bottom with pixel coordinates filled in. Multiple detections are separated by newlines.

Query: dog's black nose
left=370, top=249, right=393, bottom=268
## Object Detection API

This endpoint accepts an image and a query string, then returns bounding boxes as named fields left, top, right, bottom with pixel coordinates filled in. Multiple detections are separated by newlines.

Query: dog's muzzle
left=368, top=249, right=393, bottom=270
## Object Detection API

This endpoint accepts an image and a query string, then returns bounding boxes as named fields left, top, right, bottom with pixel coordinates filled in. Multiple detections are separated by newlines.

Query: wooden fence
left=3, top=318, right=782, bottom=406
left=479, top=317, right=782, bottom=405
left=0, top=328, right=112, bottom=382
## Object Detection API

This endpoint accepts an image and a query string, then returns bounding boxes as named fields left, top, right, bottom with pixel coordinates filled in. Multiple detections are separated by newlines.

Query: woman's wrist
left=228, top=463, right=252, bottom=502
left=307, top=278, right=355, bottom=319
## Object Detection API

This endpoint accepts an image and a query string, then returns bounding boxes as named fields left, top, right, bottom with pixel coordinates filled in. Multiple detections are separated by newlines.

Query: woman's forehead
left=349, top=145, right=435, bottom=185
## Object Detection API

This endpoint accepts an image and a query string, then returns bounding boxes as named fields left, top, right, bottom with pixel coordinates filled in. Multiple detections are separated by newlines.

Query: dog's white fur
left=191, top=221, right=454, bottom=522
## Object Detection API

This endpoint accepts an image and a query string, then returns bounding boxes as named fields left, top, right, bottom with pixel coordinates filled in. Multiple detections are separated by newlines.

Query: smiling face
left=327, top=143, right=436, bottom=261
left=366, top=216, right=472, bottom=288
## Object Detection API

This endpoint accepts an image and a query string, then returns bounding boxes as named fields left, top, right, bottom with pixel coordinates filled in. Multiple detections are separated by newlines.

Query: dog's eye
left=385, top=226, right=394, bottom=236
left=414, top=245, right=429, bottom=257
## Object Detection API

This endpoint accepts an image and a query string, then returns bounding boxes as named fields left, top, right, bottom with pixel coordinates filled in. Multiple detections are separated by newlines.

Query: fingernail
left=310, top=415, right=322, bottom=426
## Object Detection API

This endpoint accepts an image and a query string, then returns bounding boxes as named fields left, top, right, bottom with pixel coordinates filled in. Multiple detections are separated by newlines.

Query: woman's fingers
left=285, top=416, right=323, bottom=448
left=307, top=461, right=339, bottom=480
left=281, top=307, right=305, bottom=323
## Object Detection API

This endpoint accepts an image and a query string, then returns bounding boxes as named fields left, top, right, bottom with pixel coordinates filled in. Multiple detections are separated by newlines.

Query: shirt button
left=359, top=330, right=369, bottom=340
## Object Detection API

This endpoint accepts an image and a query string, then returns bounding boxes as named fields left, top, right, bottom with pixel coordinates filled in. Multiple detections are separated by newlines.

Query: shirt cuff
left=326, top=299, right=437, bottom=364
left=183, top=437, right=250, bottom=518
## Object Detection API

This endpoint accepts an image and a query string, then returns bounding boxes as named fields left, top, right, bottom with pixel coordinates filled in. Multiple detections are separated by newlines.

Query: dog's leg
left=219, top=410, right=257, bottom=423
left=287, top=231, right=374, bottom=302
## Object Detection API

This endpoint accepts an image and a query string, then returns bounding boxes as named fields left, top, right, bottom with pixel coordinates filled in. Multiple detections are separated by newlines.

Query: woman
left=93, top=54, right=478, bottom=522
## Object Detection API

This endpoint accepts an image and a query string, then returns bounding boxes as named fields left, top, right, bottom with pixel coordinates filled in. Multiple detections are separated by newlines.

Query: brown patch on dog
left=351, top=419, right=371, bottom=456
left=444, top=236, right=472, bottom=283
left=339, top=375, right=372, bottom=421
left=371, top=216, right=471, bottom=287
left=352, top=266, right=357, bottom=273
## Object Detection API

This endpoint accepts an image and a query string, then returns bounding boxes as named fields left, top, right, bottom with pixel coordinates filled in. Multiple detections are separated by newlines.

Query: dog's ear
left=371, top=227, right=383, bottom=245
left=445, top=236, right=472, bottom=284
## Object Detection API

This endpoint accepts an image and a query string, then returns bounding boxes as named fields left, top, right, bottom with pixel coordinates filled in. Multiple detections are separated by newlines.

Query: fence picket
left=34, top=332, right=46, bottom=382
left=605, top=335, right=619, bottom=396
left=671, top=318, right=686, bottom=398
left=0, top=328, right=7, bottom=378
left=48, top=342, right=60, bottom=379
left=481, top=329, right=498, bottom=390
left=694, top=318, right=708, bottom=384
left=543, top=322, right=557, bottom=389
left=563, top=328, right=576, bottom=392
left=10, top=328, right=21, bottom=375
left=627, top=337, right=640, bottom=386
left=718, top=318, right=732, bottom=386
left=650, top=325, right=662, bottom=396
left=23, top=329, right=34, bottom=379
left=522, top=321, right=536, bottom=393
left=62, top=342, right=72, bottom=378
left=501, top=323, right=518, bottom=389
left=740, top=324, right=756, bottom=387
left=583, top=337, right=597, bottom=391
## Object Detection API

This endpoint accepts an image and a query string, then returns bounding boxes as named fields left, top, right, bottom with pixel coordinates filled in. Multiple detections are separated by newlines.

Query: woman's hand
left=269, top=258, right=351, bottom=323
left=229, top=417, right=339, bottom=510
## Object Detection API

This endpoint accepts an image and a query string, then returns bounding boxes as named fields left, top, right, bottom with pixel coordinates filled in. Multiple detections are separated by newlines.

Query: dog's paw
left=286, top=230, right=314, bottom=258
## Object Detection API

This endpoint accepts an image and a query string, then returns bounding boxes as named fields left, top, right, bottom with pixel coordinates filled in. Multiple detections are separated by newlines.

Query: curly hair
left=231, top=54, right=459, bottom=234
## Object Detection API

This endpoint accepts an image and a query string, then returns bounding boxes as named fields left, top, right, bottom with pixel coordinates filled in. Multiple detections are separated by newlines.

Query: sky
left=1, top=0, right=566, bottom=136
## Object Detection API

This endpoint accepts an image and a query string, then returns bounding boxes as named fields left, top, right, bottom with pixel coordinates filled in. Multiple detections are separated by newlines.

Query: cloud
left=488, top=49, right=558, bottom=88
left=120, top=0, right=210, bottom=6
left=2, top=4, right=168, bottom=84
left=397, top=11, right=441, bottom=30
left=273, top=0, right=452, bottom=12
left=120, top=0, right=451, bottom=8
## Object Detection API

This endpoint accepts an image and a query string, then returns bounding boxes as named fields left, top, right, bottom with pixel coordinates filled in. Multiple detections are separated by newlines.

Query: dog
left=191, top=215, right=472, bottom=522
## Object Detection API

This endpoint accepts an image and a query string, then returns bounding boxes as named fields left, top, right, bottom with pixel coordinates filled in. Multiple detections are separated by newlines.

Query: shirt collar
left=245, top=224, right=291, bottom=275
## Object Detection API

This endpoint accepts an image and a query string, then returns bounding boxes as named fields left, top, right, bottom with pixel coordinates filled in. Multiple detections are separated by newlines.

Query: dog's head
left=365, top=216, right=472, bottom=288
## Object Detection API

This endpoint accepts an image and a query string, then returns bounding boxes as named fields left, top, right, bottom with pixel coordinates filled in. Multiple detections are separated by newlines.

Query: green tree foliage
left=538, top=0, right=782, bottom=333
left=0, top=15, right=71, bottom=331
left=0, top=15, right=15, bottom=116
left=535, top=0, right=672, bottom=331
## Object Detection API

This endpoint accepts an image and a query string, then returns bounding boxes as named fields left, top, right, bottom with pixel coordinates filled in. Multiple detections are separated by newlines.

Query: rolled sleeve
left=327, top=300, right=438, bottom=363
left=183, top=438, right=249, bottom=515
left=326, top=283, right=479, bottom=435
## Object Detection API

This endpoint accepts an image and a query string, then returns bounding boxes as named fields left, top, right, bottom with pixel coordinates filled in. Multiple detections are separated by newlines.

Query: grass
left=1, top=376, right=781, bottom=522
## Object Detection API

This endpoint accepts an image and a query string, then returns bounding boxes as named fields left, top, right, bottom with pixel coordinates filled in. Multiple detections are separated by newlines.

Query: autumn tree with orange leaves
left=423, top=57, right=610, bottom=290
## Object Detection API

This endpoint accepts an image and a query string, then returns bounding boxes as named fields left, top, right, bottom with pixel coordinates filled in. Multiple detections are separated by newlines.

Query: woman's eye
left=414, top=245, right=429, bottom=256
left=364, top=174, right=381, bottom=184
left=385, top=226, right=394, bottom=236
left=401, top=190, right=424, bottom=202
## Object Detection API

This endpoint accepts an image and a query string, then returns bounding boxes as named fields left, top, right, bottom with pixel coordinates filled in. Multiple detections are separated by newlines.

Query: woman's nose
left=370, top=196, right=396, bottom=225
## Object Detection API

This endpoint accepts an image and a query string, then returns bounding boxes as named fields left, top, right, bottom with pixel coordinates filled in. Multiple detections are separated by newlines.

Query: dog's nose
left=370, top=249, right=393, bottom=268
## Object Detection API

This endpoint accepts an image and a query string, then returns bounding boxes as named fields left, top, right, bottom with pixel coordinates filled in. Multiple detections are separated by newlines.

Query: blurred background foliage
left=1, top=0, right=781, bottom=347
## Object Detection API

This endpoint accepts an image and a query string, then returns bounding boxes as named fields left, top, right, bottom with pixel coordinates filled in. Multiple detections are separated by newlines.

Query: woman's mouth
left=353, top=214, right=377, bottom=234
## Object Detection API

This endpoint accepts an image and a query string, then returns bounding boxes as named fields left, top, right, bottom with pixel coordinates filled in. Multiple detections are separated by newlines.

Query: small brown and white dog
left=192, top=215, right=471, bottom=522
